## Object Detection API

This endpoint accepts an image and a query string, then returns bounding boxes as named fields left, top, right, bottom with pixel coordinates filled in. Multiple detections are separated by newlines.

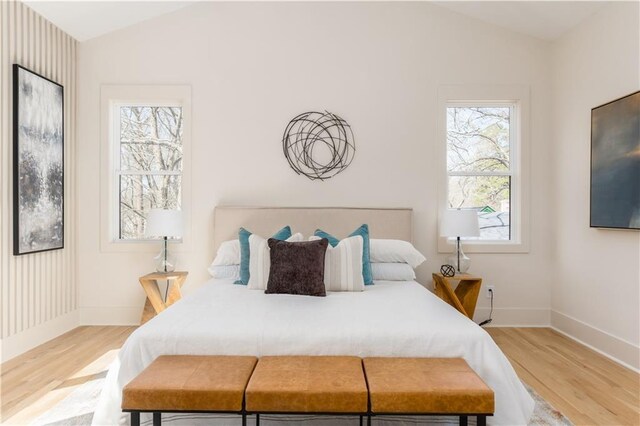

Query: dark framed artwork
left=13, top=64, right=64, bottom=255
left=590, top=91, right=640, bottom=230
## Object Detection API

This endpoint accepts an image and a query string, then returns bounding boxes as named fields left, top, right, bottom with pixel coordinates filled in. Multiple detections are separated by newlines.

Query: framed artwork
left=13, top=64, right=64, bottom=255
left=590, top=91, right=640, bottom=230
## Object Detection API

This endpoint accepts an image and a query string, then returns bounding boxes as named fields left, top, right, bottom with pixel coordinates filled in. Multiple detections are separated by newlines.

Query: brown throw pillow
left=265, top=238, right=328, bottom=297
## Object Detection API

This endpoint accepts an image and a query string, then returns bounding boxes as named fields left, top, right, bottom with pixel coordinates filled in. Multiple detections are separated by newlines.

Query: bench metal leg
left=477, top=415, right=486, bottom=426
left=130, top=412, right=140, bottom=426
left=152, top=412, right=161, bottom=426
left=242, top=413, right=246, bottom=426
left=359, top=415, right=363, bottom=426
left=256, top=413, right=260, bottom=426
left=367, top=414, right=371, bottom=426
left=459, top=415, right=468, bottom=426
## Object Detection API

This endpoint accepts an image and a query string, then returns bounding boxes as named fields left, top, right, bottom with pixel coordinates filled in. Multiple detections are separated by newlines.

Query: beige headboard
left=213, top=207, right=413, bottom=252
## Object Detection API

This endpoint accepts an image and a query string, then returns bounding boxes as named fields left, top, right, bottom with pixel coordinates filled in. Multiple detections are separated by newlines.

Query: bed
left=92, top=207, right=534, bottom=425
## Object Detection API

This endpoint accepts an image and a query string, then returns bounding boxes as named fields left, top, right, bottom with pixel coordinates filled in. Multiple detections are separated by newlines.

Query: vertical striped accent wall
left=0, top=2, right=77, bottom=345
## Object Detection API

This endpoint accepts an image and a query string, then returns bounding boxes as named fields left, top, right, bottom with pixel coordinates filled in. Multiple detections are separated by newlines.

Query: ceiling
left=24, top=1, right=194, bottom=42
left=25, top=0, right=608, bottom=42
left=434, top=1, right=607, bottom=41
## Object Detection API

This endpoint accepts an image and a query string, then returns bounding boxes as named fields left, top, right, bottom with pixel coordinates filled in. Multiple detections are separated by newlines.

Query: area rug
left=30, top=379, right=572, bottom=426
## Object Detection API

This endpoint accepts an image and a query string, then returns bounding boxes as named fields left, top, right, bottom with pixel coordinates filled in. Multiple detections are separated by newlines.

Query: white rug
left=30, top=379, right=572, bottom=426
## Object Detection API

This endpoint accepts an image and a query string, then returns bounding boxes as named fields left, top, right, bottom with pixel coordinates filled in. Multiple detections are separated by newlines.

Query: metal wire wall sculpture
left=282, top=111, right=355, bottom=181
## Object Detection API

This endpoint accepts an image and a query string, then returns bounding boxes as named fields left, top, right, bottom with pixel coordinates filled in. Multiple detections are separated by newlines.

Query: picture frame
left=590, top=90, right=640, bottom=230
left=13, top=64, right=65, bottom=255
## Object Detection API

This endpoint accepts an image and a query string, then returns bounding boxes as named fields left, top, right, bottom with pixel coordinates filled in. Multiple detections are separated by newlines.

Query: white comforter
left=93, top=279, right=534, bottom=425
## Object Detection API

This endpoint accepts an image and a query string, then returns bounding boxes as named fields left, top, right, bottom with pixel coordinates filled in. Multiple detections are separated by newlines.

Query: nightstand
left=139, top=271, right=188, bottom=324
left=432, top=273, right=482, bottom=319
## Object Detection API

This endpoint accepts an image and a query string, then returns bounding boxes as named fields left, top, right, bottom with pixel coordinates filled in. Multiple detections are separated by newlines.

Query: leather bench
left=245, top=356, right=369, bottom=425
left=122, top=355, right=493, bottom=426
left=122, top=355, right=257, bottom=426
left=363, top=357, right=494, bottom=426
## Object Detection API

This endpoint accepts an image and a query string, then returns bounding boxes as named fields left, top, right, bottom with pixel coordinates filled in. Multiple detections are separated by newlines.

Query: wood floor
left=487, top=328, right=639, bottom=426
left=1, top=327, right=638, bottom=425
left=1, top=326, right=136, bottom=425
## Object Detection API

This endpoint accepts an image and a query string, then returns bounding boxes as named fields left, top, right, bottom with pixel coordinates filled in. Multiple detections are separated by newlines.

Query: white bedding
left=93, top=279, right=534, bottom=425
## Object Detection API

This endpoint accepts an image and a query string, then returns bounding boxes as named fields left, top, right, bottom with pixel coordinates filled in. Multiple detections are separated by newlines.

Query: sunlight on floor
left=3, top=349, right=120, bottom=425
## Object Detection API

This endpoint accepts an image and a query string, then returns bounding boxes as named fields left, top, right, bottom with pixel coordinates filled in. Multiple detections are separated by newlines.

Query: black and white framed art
left=13, top=64, right=64, bottom=255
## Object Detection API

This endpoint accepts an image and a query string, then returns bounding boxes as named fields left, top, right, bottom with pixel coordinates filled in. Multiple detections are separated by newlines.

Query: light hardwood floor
left=487, top=328, right=639, bottom=426
left=1, top=327, right=638, bottom=425
left=1, top=326, right=136, bottom=425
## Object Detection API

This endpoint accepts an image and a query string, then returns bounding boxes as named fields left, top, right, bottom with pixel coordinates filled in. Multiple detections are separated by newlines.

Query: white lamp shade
left=145, top=209, right=183, bottom=238
left=440, top=209, right=480, bottom=238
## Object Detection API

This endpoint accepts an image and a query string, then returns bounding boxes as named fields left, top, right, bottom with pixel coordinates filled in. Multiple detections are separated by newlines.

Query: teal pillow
left=235, top=226, right=292, bottom=285
left=314, top=224, right=373, bottom=285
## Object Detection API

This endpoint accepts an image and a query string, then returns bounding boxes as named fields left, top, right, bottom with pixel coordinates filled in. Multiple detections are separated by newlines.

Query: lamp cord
left=163, top=236, right=169, bottom=302
left=457, top=236, right=461, bottom=272
left=478, top=289, right=493, bottom=327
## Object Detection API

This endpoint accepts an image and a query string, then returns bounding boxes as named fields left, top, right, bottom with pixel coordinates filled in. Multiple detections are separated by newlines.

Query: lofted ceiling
left=23, top=1, right=194, bottom=42
left=434, top=1, right=607, bottom=41
left=24, top=0, right=608, bottom=42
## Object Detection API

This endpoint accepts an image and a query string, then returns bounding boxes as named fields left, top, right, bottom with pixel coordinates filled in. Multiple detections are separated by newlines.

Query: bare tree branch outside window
left=446, top=106, right=512, bottom=240
left=118, top=106, right=183, bottom=240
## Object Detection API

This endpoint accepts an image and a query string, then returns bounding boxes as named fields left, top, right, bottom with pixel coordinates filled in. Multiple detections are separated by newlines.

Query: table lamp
left=145, top=209, right=183, bottom=272
left=440, top=209, right=480, bottom=274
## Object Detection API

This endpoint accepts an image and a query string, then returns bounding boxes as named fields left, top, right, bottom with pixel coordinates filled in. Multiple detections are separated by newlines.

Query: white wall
left=551, top=2, right=640, bottom=370
left=0, top=2, right=78, bottom=362
left=77, top=2, right=554, bottom=326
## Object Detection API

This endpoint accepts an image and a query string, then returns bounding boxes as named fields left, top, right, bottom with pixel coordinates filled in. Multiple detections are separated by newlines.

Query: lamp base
left=154, top=243, right=176, bottom=273
left=447, top=242, right=471, bottom=273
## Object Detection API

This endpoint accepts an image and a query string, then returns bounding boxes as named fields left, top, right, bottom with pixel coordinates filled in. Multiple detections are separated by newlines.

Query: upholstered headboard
left=212, top=207, right=413, bottom=252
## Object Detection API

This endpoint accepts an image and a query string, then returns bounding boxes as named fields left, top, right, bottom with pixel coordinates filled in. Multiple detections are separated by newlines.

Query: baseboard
left=79, top=306, right=141, bottom=325
left=551, top=310, right=640, bottom=372
left=0, top=310, right=79, bottom=363
left=473, top=307, right=550, bottom=327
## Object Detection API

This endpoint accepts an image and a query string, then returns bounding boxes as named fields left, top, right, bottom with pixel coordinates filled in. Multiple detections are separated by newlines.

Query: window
left=100, top=85, right=191, bottom=251
left=115, top=105, right=183, bottom=240
left=446, top=104, right=514, bottom=241
left=438, top=85, right=530, bottom=253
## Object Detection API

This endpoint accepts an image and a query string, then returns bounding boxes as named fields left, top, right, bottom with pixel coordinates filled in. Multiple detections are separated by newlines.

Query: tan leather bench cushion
left=122, top=355, right=257, bottom=412
left=245, top=356, right=368, bottom=413
left=363, top=358, right=494, bottom=414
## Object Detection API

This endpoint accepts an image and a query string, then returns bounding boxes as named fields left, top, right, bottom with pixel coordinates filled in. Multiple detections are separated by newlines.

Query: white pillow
left=371, top=263, right=416, bottom=281
left=247, top=233, right=304, bottom=290
left=207, top=264, right=240, bottom=279
left=310, top=235, right=364, bottom=292
left=369, top=239, right=426, bottom=268
left=211, top=239, right=240, bottom=266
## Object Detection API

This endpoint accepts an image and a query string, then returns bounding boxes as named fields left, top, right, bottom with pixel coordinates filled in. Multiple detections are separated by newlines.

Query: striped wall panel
left=0, top=1, right=77, bottom=340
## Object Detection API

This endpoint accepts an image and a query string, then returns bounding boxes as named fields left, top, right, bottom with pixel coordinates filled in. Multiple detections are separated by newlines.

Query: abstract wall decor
left=590, top=91, right=640, bottom=230
left=13, top=65, right=64, bottom=254
left=282, top=111, right=355, bottom=181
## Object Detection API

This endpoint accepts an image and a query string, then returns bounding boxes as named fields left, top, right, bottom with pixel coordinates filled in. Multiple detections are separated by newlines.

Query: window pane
left=120, top=106, right=183, bottom=172
left=447, top=107, right=510, bottom=172
left=119, top=174, right=182, bottom=240
left=448, top=176, right=510, bottom=240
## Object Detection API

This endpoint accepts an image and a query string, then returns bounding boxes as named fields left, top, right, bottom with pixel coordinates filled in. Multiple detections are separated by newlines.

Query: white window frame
left=100, top=85, right=192, bottom=253
left=112, top=101, right=183, bottom=242
left=437, top=85, right=530, bottom=254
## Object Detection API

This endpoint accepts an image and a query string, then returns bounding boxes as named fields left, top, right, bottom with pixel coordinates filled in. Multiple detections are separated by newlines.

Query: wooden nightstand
left=432, top=273, right=482, bottom=319
left=139, top=271, right=188, bottom=324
